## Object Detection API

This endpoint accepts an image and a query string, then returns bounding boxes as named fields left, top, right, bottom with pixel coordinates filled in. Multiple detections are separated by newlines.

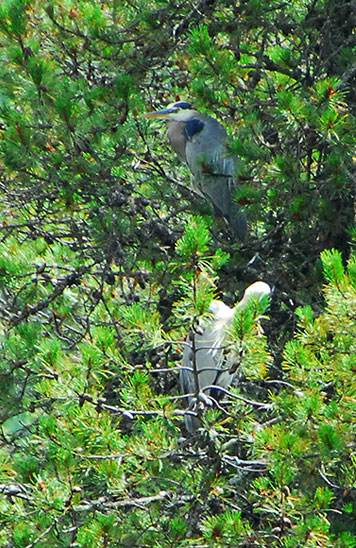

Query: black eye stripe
left=173, top=101, right=192, bottom=109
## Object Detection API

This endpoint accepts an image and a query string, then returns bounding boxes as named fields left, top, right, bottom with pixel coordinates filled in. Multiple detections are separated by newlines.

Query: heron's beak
left=142, top=108, right=176, bottom=119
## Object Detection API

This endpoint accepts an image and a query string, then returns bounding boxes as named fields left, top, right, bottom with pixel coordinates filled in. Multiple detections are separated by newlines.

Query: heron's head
left=143, top=101, right=197, bottom=122
left=237, top=281, right=272, bottom=309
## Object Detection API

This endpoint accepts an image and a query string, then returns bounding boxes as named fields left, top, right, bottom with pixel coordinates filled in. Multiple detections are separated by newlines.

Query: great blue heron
left=144, top=101, right=247, bottom=241
left=180, top=281, right=271, bottom=432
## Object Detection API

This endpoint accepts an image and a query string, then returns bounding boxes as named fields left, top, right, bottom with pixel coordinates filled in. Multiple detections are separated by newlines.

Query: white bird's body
left=180, top=281, right=271, bottom=432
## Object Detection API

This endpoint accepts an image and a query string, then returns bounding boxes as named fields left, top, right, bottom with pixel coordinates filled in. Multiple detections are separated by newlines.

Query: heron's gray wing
left=180, top=339, right=195, bottom=397
left=180, top=322, right=226, bottom=432
left=193, top=174, right=247, bottom=241
left=185, top=116, right=247, bottom=240
left=185, top=116, right=230, bottom=176
left=180, top=326, right=222, bottom=396
left=179, top=343, right=201, bottom=433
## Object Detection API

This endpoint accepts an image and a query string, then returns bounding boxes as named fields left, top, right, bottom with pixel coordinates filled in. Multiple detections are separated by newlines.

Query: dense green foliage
left=0, top=0, right=355, bottom=546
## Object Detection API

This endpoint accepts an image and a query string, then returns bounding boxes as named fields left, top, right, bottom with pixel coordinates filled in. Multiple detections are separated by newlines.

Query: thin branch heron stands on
left=180, top=281, right=271, bottom=432
left=144, top=101, right=247, bottom=241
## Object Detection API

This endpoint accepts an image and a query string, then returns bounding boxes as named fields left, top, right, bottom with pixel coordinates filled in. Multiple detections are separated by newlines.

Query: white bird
left=180, top=281, right=271, bottom=432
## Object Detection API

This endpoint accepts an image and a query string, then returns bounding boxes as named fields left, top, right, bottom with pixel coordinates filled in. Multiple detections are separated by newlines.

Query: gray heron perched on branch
left=180, top=281, right=272, bottom=432
left=143, top=101, right=247, bottom=241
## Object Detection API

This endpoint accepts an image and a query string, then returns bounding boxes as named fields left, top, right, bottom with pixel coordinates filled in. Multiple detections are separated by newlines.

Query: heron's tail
left=194, top=176, right=247, bottom=241
left=227, top=199, right=248, bottom=241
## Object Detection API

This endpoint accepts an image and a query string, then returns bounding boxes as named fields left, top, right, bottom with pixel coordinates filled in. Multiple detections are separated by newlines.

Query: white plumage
left=180, top=281, right=271, bottom=432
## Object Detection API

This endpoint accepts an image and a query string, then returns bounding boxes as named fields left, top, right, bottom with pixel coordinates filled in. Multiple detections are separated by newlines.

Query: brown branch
left=10, top=264, right=95, bottom=328
left=73, top=490, right=169, bottom=512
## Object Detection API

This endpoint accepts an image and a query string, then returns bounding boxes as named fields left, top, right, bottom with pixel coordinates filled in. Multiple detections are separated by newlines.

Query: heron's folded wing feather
left=185, top=119, right=247, bottom=240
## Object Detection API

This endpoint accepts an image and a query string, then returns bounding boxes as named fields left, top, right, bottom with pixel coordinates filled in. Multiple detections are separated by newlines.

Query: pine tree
left=0, top=0, right=355, bottom=546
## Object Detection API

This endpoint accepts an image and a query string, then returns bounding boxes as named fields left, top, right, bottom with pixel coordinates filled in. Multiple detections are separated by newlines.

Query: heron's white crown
left=166, top=108, right=197, bottom=121
left=143, top=101, right=198, bottom=122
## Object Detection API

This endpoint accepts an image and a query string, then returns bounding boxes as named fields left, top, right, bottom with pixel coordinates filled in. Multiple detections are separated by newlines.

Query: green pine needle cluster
left=0, top=0, right=355, bottom=546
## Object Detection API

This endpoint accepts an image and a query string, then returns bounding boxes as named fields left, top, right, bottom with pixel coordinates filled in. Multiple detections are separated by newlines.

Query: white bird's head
left=237, top=281, right=272, bottom=309
left=143, top=101, right=198, bottom=122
